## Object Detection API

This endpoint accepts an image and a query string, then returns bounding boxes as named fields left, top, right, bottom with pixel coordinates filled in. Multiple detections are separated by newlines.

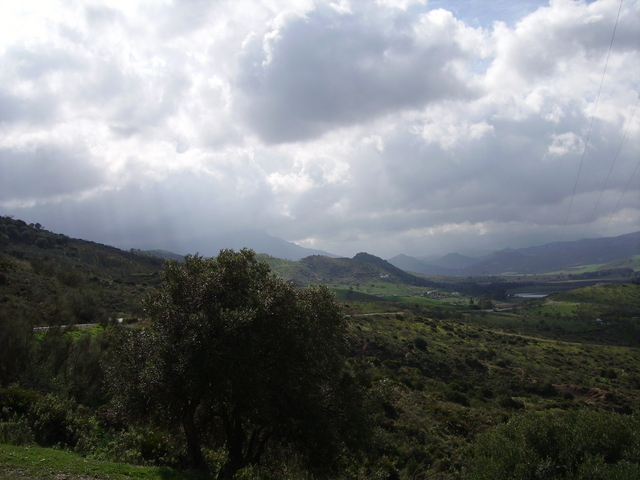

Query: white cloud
left=546, top=132, right=584, bottom=157
left=235, top=1, right=479, bottom=143
left=375, top=0, right=427, bottom=11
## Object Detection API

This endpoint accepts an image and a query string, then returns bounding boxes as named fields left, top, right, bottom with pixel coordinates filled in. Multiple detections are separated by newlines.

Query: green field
left=0, top=444, right=204, bottom=480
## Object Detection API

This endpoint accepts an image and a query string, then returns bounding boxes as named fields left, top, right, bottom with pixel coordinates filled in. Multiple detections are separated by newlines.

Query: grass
left=342, top=282, right=428, bottom=297
left=0, top=444, right=206, bottom=480
left=392, top=296, right=447, bottom=305
left=553, top=282, right=640, bottom=306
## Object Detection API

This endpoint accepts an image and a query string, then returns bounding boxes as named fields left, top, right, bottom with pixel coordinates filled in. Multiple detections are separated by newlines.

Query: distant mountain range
left=140, top=229, right=340, bottom=261
left=146, top=230, right=640, bottom=276
left=387, top=231, right=640, bottom=276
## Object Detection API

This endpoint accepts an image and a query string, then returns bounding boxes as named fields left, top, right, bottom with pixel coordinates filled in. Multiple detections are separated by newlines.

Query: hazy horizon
left=1, top=0, right=638, bottom=259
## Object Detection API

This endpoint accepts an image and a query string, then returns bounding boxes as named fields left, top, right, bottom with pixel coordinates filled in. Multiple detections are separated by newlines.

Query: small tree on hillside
left=106, top=249, right=372, bottom=479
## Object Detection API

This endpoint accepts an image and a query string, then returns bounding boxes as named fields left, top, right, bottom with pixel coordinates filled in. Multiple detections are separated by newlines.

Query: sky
left=0, top=0, right=638, bottom=259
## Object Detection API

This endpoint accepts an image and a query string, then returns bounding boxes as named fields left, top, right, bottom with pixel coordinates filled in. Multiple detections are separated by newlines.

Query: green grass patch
left=0, top=444, right=205, bottom=479
left=553, top=282, right=640, bottom=307
left=331, top=288, right=387, bottom=302
left=391, top=296, right=445, bottom=306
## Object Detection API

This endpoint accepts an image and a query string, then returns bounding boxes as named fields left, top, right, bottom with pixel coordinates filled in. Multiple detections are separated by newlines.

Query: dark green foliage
left=0, top=387, right=97, bottom=451
left=413, top=337, right=427, bottom=351
left=497, top=396, right=525, bottom=410
left=0, top=216, right=165, bottom=327
left=352, top=252, right=435, bottom=287
left=0, top=308, right=34, bottom=386
left=65, top=288, right=106, bottom=323
left=477, top=296, right=494, bottom=310
left=464, top=409, right=640, bottom=480
left=106, top=249, right=373, bottom=478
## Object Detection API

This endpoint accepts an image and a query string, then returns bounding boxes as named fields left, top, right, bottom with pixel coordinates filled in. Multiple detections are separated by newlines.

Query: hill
left=2, top=215, right=640, bottom=480
left=257, top=252, right=437, bottom=288
left=352, top=252, right=435, bottom=286
left=0, top=216, right=166, bottom=326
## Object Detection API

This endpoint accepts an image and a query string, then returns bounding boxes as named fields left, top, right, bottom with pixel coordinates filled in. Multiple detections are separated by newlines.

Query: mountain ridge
left=387, top=231, right=640, bottom=276
left=135, top=229, right=340, bottom=261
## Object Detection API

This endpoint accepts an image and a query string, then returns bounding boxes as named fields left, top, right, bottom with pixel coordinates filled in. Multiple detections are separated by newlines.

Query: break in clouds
left=0, top=0, right=638, bottom=258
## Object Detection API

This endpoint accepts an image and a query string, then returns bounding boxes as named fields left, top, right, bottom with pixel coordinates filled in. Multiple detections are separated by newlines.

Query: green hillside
left=2, top=216, right=640, bottom=479
left=552, top=282, right=640, bottom=307
left=258, top=252, right=435, bottom=288
left=0, top=216, right=165, bottom=327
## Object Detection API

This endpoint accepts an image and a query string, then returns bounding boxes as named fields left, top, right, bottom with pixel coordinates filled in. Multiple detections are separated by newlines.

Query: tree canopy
left=106, top=249, right=372, bottom=479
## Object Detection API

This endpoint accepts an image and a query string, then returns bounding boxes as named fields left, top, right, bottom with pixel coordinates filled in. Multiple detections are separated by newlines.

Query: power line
left=584, top=96, right=639, bottom=237
left=598, top=145, right=640, bottom=240
left=560, top=0, right=624, bottom=241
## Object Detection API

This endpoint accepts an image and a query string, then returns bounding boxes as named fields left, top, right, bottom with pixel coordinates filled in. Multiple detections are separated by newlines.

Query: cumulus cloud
left=0, top=0, right=638, bottom=258
left=235, top=4, right=480, bottom=143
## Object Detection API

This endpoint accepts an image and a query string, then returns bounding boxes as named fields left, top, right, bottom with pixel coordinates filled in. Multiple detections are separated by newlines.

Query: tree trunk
left=183, top=400, right=206, bottom=470
left=217, top=459, right=243, bottom=480
left=217, top=409, right=249, bottom=479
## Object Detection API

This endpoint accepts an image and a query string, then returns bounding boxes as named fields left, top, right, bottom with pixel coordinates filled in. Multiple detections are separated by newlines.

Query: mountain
left=352, top=252, right=435, bottom=286
left=461, top=231, right=640, bottom=275
left=134, top=249, right=184, bottom=261
left=389, top=232, right=640, bottom=276
left=139, top=229, right=340, bottom=261
left=386, top=254, right=460, bottom=276
left=255, top=252, right=437, bottom=287
left=428, top=252, right=479, bottom=270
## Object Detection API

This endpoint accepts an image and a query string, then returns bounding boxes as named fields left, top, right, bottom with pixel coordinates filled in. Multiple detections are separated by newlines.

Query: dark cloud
left=0, top=145, right=105, bottom=202
left=236, top=4, right=476, bottom=143
left=7, top=170, right=279, bottom=253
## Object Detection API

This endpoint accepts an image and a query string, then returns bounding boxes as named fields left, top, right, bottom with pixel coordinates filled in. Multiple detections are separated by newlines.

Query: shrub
left=0, top=412, right=35, bottom=445
left=497, top=396, right=525, bottom=410
left=414, top=337, right=428, bottom=351
left=464, top=410, right=640, bottom=480
left=28, top=393, right=98, bottom=451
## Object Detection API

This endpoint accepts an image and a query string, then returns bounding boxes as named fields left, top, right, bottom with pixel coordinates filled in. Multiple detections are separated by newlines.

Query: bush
left=0, top=412, right=35, bottom=445
left=464, top=409, right=640, bottom=480
left=90, top=427, right=183, bottom=466
left=57, top=267, right=84, bottom=288
left=414, top=337, right=428, bottom=351
left=497, top=396, right=525, bottom=410
left=0, top=387, right=42, bottom=418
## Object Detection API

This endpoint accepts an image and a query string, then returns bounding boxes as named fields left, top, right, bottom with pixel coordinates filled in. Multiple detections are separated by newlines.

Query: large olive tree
left=106, top=249, right=371, bottom=478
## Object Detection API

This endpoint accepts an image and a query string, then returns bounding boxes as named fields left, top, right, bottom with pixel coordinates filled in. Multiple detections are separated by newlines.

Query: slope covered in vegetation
left=1, top=216, right=639, bottom=479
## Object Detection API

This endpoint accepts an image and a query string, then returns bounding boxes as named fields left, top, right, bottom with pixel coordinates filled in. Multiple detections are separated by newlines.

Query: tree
left=477, top=295, right=494, bottom=310
left=106, top=249, right=371, bottom=478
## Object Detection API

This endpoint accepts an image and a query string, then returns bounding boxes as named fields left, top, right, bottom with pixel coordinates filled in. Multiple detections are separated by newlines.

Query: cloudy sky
left=1, top=0, right=638, bottom=258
